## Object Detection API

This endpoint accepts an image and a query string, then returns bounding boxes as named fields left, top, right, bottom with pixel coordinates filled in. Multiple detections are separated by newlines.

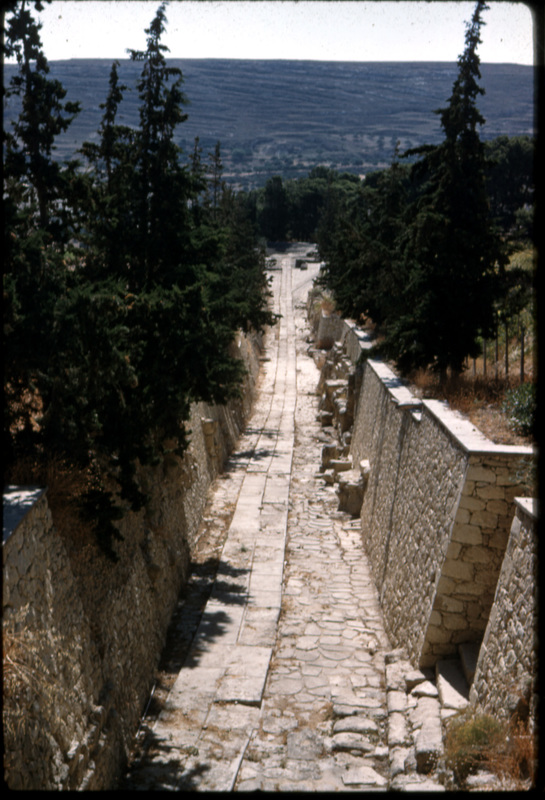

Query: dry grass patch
left=2, top=607, right=78, bottom=788
left=409, top=370, right=534, bottom=446
left=445, top=708, right=537, bottom=790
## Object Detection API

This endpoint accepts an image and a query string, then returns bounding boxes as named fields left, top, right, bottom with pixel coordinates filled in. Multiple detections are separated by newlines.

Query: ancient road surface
left=120, top=246, right=398, bottom=790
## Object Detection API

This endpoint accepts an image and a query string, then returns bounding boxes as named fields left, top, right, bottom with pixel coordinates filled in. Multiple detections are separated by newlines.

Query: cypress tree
left=3, top=0, right=81, bottom=462
left=5, top=1, right=276, bottom=554
left=380, top=0, right=507, bottom=379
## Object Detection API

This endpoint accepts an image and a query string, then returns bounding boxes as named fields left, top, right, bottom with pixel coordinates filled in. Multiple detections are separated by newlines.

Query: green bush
left=445, top=711, right=504, bottom=782
left=502, top=382, right=536, bottom=436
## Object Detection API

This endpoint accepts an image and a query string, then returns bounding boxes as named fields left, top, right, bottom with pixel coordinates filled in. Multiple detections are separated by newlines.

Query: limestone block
left=425, top=625, right=453, bottom=645
left=489, top=529, right=508, bottom=550
left=404, top=669, right=428, bottom=692
left=415, top=713, right=444, bottom=774
left=433, top=594, right=464, bottom=614
left=388, top=711, right=410, bottom=746
left=454, top=506, right=470, bottom=524
left=466, top=465, right=497, bottom=483
left=436, top=659, right=469, bottom=710
left=387, top=690, right=406, bottom=713
left=337, top=470, right=364, bottom=516
left=475, top=484, right=504, bottom=500
left=469, top=509, right=497, bottom=529
left=495, top=470, right=518, bottom=487
left=321, top=443, right=338, bottom=470
left=428, top=610, right=442, bottom=627
left=330, top=732, right=375, bottom=753
left=445, top=541, right=462, bottom=560
left=435, top=576, right=456, bottom=596
left=410, top=681, right=438, bottom=698
left=389, top=746, right=411, bottom=777
left=485, top=499, right=509, bottom=516
left=451, top=524, right=482, bottom=545
left=441, top=559, right=474, bottom=582
left=329, top=459, right=352, bottom=473
left=458, top=495, right=486, bottom=512
left=463, top=545, right=492, bottom=564
left=332, top=716, right=379, bottom=735
left=359, top=459, right=370, bottom=478
left=341, top=765, right=387, bottom=787
left=442, top=613, right=468, bottom=631
left=323, top=379, right=347, bottom=411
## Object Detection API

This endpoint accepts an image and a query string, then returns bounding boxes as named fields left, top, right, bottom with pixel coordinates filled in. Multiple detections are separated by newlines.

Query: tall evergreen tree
left=5, top=1, right=276, bottom=554
left=380, top=0, right=506, bottom=378
left=3, top=0, right=81, bottom=462
left=125, top=1, right=195, bottom=288
left=3, top=0, right=81, bottom=229
left=64, top=2, right=251, bottom=519
left=77, top=59, right=136, bottom=279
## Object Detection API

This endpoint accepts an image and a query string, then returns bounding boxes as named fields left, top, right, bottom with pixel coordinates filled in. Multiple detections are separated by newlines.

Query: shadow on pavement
left=120, top=736, right=211, bottom=790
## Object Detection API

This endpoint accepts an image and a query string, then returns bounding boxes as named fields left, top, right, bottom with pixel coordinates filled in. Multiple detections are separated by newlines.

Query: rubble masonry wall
left=469, top=497, right=538, bottom=727
left=316, top=315, right=535, bottom=719
left=3, top=331, right=262, bottom=791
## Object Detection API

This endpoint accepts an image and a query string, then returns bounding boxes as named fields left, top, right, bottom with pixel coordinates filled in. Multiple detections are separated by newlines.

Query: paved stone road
left=120, top=247, right=442, bottom=791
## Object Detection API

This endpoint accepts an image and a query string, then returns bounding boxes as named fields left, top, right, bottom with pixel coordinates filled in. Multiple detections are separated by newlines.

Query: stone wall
left=2, top=330, right=262, bottom=791
left=469, top=497, right=538, bottom=730
left=310, top=315, right=536, bottom=725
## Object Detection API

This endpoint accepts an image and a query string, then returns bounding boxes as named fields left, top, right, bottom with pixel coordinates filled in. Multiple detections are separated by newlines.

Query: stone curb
left=384, top=651, right=447, bottom=789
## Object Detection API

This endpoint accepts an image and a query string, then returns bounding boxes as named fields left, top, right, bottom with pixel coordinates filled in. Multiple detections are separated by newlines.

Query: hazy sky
left=8, top=1, right=534, bottom=65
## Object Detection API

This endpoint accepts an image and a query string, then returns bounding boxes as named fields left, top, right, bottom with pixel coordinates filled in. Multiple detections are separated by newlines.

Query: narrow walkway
left=122, top=248, right=393, bottom=790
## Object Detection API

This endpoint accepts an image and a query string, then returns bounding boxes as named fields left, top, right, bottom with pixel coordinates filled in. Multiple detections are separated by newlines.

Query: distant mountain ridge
left=3, top=58, right=535, bottom=188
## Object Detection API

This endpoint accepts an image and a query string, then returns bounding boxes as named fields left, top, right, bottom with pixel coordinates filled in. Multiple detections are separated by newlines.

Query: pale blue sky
left=9, top=1, right=535, bottom=65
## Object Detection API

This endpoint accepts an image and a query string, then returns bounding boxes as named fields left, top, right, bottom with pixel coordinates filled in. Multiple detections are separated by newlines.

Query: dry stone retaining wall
left=2, top=331, right=262, bottom=791
left=469, top=497, right=538, bottom=729
left=311, top=314, right=536, bottom=727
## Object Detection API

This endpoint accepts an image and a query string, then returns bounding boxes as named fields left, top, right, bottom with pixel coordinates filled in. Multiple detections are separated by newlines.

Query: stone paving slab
left=119, top=257, right=298, bottom=791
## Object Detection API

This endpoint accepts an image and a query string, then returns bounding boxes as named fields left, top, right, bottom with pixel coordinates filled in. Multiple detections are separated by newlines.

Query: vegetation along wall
left=316, top=316, right=536, bottom=725
left=2, top=331, right=262, bottom=791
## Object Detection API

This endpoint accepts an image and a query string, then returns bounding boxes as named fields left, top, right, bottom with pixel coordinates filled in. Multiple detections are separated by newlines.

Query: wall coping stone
left=422, top=398, right=534, bottom=457
left=514, top=496, right=538, bottom=520
left=366, top=358, right=422, bottom=410
left=342, top=319, right=375, bottom=350
left=3, top=485, right=47, bottom=544
left=339, top=320, right=535, bottom=460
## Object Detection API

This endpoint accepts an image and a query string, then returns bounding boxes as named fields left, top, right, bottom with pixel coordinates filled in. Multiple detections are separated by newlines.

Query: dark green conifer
left=381, top=0, right=507, bottom=378
left=3, top=0, right=81, bottom=462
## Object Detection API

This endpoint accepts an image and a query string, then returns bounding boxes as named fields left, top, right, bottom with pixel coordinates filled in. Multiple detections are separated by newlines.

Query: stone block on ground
left=458, top=641, right=480, bottom=686
left=415, top=714, right=444, bottom=774
left=341, top=766, right=388, bottom=787
left=436, top=659, right=469, bottom=711
left=336, top=470, right=364, bottom=515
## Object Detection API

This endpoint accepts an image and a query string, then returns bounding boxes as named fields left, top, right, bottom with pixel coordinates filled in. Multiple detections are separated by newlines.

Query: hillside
left=3, top=58, right=535, bottom=189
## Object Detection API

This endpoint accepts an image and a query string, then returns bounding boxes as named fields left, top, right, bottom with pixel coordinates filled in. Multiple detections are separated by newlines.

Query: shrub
left=445, top=711, right=504, bottom=782
left=502, top=382, right=536, bottom=436
left=445, top=709, right=537, bottom=788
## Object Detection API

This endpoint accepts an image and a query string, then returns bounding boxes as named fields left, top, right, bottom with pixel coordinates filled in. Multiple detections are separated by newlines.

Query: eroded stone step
left=458, top=641, right=480, bottom=687
left=436, top=658, right=470, bottom=712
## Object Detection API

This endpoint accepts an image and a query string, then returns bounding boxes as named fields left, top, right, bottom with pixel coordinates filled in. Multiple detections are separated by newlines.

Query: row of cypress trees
left=3, top=1, right=276, bottom=553
left=315, top=0, right=534, bottom=380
